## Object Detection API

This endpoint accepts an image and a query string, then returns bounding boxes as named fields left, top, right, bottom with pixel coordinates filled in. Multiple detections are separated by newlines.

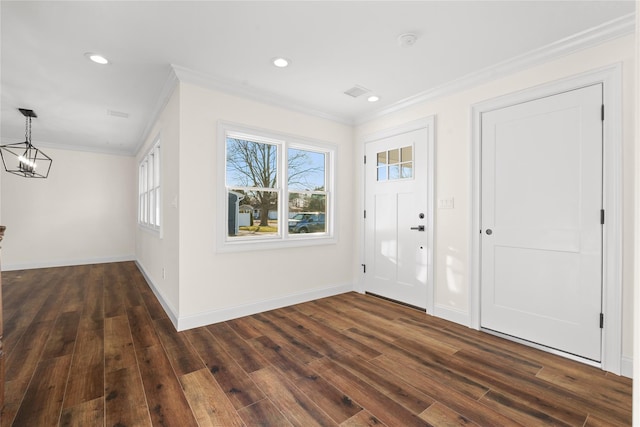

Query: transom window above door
left=377, top=145, right=413, bottom=181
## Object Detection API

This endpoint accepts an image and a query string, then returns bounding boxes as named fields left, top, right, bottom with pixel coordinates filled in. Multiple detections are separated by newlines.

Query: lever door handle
left=410, top=225, right=425, bottom=231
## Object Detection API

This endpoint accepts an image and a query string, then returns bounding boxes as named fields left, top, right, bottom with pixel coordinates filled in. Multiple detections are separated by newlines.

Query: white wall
left=176, top=82, right=354, bottom=328
left=1, top=147, right=135, bottom=270
left=135, top=84, right=181, bottom=323
left=355, top=35, right=636, bottom=370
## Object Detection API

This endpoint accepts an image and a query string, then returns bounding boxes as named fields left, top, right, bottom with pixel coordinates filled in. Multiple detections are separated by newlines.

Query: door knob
left=486, top=229, right=493, bottom=235
left=410, top=225, right=425, bottom=231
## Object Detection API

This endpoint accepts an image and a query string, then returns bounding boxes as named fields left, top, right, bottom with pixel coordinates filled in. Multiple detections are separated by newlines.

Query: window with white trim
left=219, top=123, right=335, bottom=250
left=139, top=139, right=160, bottom=230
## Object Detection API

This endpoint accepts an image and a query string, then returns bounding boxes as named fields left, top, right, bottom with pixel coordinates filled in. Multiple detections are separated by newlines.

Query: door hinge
left=361, top=264, right=366, bottom=274
left=600, top=313, right=604, bottom=328
left=364, top=155, right=367, bottom=164
left=364, top=210, right=367, bottom=219
left=601, top=209, right=605, bottom=225
left=601, top=104, right=605, bottom=121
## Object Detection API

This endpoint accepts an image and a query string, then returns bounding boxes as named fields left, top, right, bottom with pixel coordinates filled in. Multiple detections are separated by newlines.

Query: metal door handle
left=486, top=229, right=493, bottom=235
left=410, top=225, right=425, bottom=231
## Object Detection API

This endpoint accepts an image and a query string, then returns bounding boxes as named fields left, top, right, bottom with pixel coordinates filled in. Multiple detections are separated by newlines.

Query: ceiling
left=1, top=1, right=635, bottom=155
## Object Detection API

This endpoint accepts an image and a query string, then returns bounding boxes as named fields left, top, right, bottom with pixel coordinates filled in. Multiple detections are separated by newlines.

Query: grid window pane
left=401, top=146, right=412, bottom=162
left=226, top=137, right=277, bottom=189
left=288, top=148, right=325, bottom=192
left=228, top=189, right=279, bottom=238
left=388, top=148, right=400, bottom=164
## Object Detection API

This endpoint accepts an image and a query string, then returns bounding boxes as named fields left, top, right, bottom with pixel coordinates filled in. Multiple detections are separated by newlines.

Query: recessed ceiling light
left=367, top=95, right=380, bottom=103
left=272, top=57, right=290, bottom=68
left=85, top=52, right=109, bottom=65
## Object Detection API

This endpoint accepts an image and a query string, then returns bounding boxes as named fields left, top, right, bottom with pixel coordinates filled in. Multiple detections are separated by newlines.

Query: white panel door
left=481, top=84, right=603, bottom=361
left=365, top=127, right=430, bottom=308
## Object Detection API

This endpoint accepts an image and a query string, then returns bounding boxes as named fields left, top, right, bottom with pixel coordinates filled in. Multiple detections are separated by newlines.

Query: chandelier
left=0, top=108, right=52, bottom=178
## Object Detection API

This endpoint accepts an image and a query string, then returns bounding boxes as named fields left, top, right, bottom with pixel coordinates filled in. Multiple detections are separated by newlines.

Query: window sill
left=216, top=234, right=337, bottom=253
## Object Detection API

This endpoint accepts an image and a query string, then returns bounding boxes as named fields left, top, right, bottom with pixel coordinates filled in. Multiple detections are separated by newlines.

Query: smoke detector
left=397, top=33, right=418, bottom=48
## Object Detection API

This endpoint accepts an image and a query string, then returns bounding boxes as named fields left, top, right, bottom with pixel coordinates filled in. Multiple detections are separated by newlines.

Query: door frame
left=470, top=64, right=623, bottom=373
left=360, top=117, right=436, bottom=314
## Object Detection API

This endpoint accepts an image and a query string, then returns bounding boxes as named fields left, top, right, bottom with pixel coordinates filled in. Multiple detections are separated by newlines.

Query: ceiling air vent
left=107, top=109, right=129, bottom=119
left=343, top=85, right=370, bottom=98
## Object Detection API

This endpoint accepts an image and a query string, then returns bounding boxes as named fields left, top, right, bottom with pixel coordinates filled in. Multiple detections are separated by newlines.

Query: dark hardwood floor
left=0, top=262, right=632, bottom=426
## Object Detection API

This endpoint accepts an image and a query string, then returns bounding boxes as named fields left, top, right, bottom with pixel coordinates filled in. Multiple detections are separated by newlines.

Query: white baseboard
left=433, top=303, right=471, bottom=327
left=3, top=255, right=136, bottom=271
left=134, top=261, right=179, bottom=328
left=176, top=282, right=355, bottom=331
left=621, top=355, right=633, bottom=378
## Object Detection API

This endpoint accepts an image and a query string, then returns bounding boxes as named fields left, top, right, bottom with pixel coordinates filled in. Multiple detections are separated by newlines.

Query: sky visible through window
left=225, top=137, right=325, bottom=191
left=288, top=148, right=325, bottom=191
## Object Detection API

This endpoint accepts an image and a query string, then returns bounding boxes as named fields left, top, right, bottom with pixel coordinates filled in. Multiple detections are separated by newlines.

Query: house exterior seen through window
left=220, top=123, right=335, bottom=250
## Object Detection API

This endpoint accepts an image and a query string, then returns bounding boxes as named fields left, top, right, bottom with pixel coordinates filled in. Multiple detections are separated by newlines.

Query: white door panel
left=365, top=125, right=433, bottom=308
left=481, top=84, right=603, bottom=361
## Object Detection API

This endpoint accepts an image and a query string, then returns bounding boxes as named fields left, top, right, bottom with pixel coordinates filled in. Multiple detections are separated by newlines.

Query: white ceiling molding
left=170, top=64, right=353, bottom=126
left=0, top=136, right=135, bottom=157
left=356, top=12, right=635, bottom=125
left=134, top=65, right=180, bottom=156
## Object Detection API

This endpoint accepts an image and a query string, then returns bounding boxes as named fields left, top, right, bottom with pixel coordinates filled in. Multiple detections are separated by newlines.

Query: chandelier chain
left=25, top=116, right=32, bottom=144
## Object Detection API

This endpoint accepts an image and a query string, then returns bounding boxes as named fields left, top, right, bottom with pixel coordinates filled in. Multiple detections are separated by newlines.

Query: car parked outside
left=288, top=212, right=325, bottom=233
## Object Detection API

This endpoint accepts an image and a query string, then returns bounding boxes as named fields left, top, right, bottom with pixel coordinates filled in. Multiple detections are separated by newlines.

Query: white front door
left=481, top=84, right=603, bottom=361
left=364, top=123, right=433, bottom=309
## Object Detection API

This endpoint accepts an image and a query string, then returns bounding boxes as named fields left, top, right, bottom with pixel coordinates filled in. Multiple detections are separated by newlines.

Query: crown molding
left=0, top=136, right=134, bottom=157
left=356, top=12, right=635, bottom=125
left=170, top=64, right=353, bottom=126
left=134, top=65, right=180, bottom=156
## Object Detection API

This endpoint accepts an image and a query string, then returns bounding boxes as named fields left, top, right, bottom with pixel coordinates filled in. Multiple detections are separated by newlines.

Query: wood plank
left=369, top=355, right=522, bottom=427
left=135, top=344, right=199, bottom=427
left=419, top=402, right=480, bottom=426
left=11, top=355, right=72, bottom=427
left=237, top=398, right=293, bottom=427
left=58, top=268, right=87, bottom=313
left=179, top=368, right=245, bottom=427
left=226, top=316, right=264, bottom=340
left=154, top=317, right=203, bottom=377
left=309, top=357, right=432, bottom=427
left=207, top=321, right=270, bottom=373
left=185, top=327, right=265, bottom=410
left=41, top=311, right=81, bottom=360
left=250, top=335, right=363, bottom=423
left=535, top=364, right=632, bottom=413
left=105, top=367, right=152, bottom=427
left=249, top=312, right=324, bottom=363
left=5, top=320, right=55, bottom=382
left=383, top=339, right=490, bottom=400
left=127, top=304, right=162, bottom=349
left=59, top=397, right=104, bottom=427
left=104, top=315, right=137, bottom=372
left=285, top=310, right=382, bottom=360
left=339, top=410, right=388, bottom=427
left=445, top=349, right=628, bottom=425
left=479, top=390, right=579, bottom=426
left=62, top=327, right=104, bottom=408
left=103, top=269, right=126, bottom=318
left=79, top=276, right=104, bottom=332
left=250, top=366, right=336, bottom=426
left=2, top=377, right=30, bottom=427
left=330, top=351, right=435, bottom=414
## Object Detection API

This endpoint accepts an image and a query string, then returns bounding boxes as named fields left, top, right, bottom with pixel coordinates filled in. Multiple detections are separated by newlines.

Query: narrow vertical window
left=138, top=138, right=161, bottom=231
